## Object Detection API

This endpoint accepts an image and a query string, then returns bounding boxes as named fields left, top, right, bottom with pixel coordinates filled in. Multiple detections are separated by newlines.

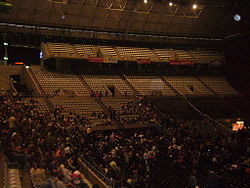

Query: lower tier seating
left=101, top=97, right=135, bottom=112
left=49, top=97, right=103, bottom=115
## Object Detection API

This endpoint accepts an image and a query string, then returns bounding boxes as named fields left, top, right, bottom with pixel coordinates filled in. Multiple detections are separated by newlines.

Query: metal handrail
left=26, top=66, right=42, bottom=96
left=79, top=155, right=115, bottom=187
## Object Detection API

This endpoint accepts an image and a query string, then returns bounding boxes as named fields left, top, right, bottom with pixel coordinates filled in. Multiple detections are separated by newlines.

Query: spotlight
left=192, top=4, right=197, bottom=9
left=233, top=14, right=241, bottom=22
left=169, top=2, right=173, bottom=7
left=25, top=66, right=30, bottom=69
left=144, top=0, right=148, bottom=3
left=3, top=42, right=8, bottom=46
left=4, top=57, right=8, bottom=61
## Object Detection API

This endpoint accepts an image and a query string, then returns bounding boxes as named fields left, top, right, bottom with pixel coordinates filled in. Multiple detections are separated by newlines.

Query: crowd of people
left=0, top=90, right=250, bottom=188
left=0, top=91, right=92, bottom=188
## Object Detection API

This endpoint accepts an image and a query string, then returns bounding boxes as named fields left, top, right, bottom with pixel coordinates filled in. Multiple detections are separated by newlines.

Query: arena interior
left=0, top=0, right=250, bottom=188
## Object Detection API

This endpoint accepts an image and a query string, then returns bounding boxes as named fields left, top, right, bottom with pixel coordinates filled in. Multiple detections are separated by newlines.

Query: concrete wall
left=0, top=65, right=23, bottom=89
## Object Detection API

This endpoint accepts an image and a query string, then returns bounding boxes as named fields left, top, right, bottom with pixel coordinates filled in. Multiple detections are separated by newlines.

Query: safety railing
left=79, top=154, right=115, bottom=188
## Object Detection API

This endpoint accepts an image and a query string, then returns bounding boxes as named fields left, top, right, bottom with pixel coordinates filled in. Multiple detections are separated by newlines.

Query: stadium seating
left=174, top=49, right=194, bottom=60
left=21, top=98, right=49, bottom=113
left=74, top=44, right=96, bottom=57
left=31, top=65, right=238, bottom=98
left=115, top=46, right=157, bottom=61
left=101, top=97, right=135, bottom=112
left=47, top=43, right=75, bottom=56
left=126, top=76, right=176, bottom=96
left=5, top=167, right=22, bottom=188
left=154, top=48, right=176, bottom=61
left=49, top=97, right=103, bottom=115
left=83, top=75, right=134, bottom=96
left=188, top=50, right=225, bottom=63
left=199, top=77, right=239, bottom=95
left=42, top=42, right=226, bottom=65
left=99, top=46, right=119, bottom=57
left=164, top=76, right=213, bottom=95
left=31, top=66, right=90, bottom=96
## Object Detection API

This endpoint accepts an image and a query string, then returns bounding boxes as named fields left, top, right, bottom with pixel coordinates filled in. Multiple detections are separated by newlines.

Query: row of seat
left=21, top=98, right=49, bottom=113
left=31, top=66, right=238, bottom=96
left=126, top=76, right=176, bottom=96
left=5, top=166, right=22, bottom=188
left=189, top=50, right=225, bottom=63
left=43, top=43, right=225, bottom=63
left=49, top=97, right=103, bottom=115
left=31, top=66, right=90, bottom=96
left=83, top=75, right=134, bottom=96
left=200, top=77, right=239, bottom=95
left=165, top=76, right=213, bottom=95
left=101, top=97, right=135, bottom=112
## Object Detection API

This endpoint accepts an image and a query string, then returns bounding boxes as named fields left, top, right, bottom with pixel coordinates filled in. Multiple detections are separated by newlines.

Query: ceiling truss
left=0, top=0, right=249, bottom=39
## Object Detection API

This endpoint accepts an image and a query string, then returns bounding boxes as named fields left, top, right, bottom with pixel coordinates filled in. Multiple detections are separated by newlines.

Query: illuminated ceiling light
left=192, top=4, right=198, bottom=9
left=61, top=14, right=66, bottom=20
left=233, top=14, right=241, bottom=22
left=169, top=2, right=173, bottom=7
left=144, top=0, right=148, bottom=4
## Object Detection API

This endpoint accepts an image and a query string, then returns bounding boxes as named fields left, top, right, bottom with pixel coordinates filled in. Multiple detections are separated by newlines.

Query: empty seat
left=200, top=77, right=239, bottom=95
left=83, top=75, right=134, bottom=96
left=165, top=76, right=213, bottom=95
left=50, top=97, right=103, bottom=115
left=31, top=66, right=90, bottom=96
left=74, top=44, right=96, bottom=57
left=126, top=76, right=176, bottom=96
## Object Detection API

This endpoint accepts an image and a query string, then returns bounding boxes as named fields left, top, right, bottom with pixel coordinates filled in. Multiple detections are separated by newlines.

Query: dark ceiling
left=0, top=0, right=250, bottom=39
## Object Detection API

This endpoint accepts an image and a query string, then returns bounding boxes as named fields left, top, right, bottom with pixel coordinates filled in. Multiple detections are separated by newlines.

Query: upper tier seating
left=164, top=76, right=213, bottom=95
left=200, top=77, right=239, bottom=95
left=99, top=46, right=118, bottom=57
left=31, top=66, right=90, bottom=96
left=47, top=43, right=75, bottom=56
left=174, top=49, right=193, bottom=60
left=126, top=76, right=176, bottom=96
left=153, top=49, right=178, bottom=61
left=43, top=42, right=226, bottom=64
left=74, top=44, right=96, bottom=57
left=188, top=50, right=225, bottom=63
left=83, top=75, right=134, bottom=96
left=116, top=47, right=156, bottom=60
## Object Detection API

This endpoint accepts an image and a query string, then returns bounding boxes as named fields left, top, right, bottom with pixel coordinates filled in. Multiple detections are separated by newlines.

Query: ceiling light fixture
left=192, top=4, right=197, bottom=9
left=233, top=14, right=241, bottom=22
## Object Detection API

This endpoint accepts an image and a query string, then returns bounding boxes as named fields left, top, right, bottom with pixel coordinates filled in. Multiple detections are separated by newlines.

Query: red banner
left=88, top=57, right=117, bottom=64
left=88, top=57, right=104, bottom=63
left=169, top=59, right=193, bottom=65
left=137, top=59, right=151, bottom=64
